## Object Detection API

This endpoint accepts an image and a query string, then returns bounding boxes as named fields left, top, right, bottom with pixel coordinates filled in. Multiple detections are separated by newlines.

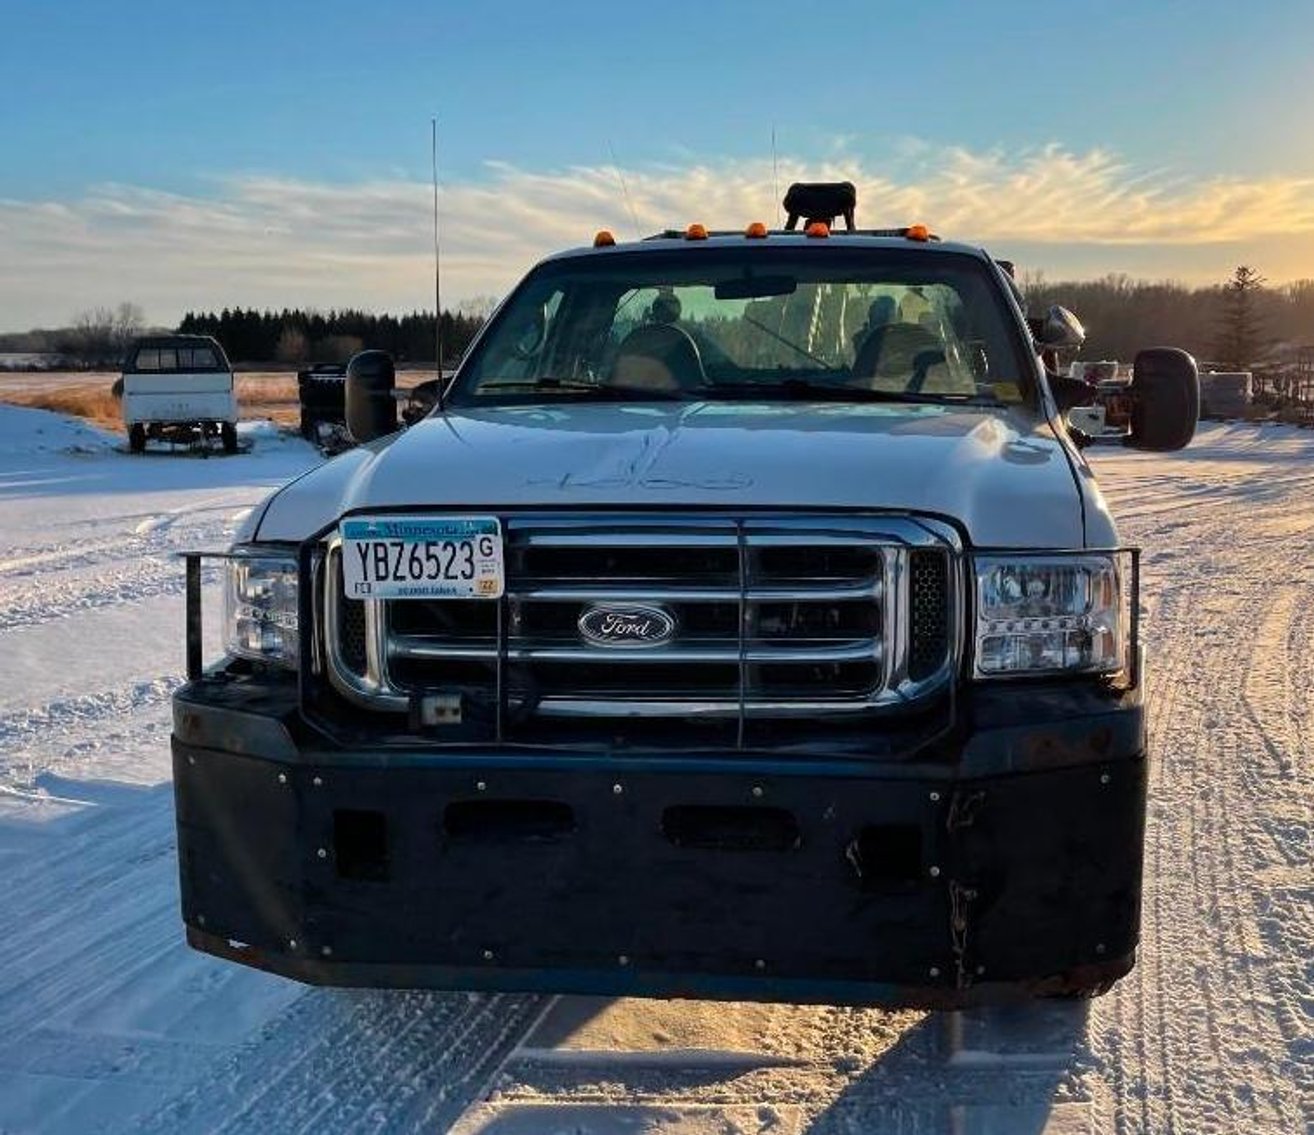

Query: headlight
left=224, top=549, right=299, bottom=667
left=973, top=554, right=1121, bottom=677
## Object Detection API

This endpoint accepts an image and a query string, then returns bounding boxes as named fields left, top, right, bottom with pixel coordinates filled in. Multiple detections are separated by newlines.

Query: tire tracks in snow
left=0, top=560, right=215, bottom=633
left=0, top=789, right=292, bottom=1135
left=0, top=497, right=248, bottom=578
left=1092, top=440, right=1313, bottom=1134
left=0, top=676, right=178, bottom=775
left=0, top=497, right=249, bottom=632
left=0, top=730, right=550, bottom=1135
left=134, top=989, right=546, bottom=1135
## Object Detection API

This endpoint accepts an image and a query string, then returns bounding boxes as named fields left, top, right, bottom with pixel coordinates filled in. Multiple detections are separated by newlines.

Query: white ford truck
left=120, top=334, right=238, bottom=453
left=173, top=183, right=1198, bottom=1007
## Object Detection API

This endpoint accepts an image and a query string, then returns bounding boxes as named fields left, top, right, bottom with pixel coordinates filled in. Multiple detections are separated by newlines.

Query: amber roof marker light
left=685, top=223, right=709, bottom=241
left=745, top=221, right=769, bottom=239
left=805, top=221, right=831, bottom=239
left=593, top=230, right=616, bottom=248
left=905, top=223, right=930, bottom=242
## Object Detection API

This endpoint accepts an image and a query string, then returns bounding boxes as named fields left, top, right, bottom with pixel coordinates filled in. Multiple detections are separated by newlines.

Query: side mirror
left=345, top=350, right=398, bottom=443
left=1037, top=305, right=1086, bottom=351
left=401, top=377, right=442, bottom=425
left=1127, top=348, right=1199, bottom=451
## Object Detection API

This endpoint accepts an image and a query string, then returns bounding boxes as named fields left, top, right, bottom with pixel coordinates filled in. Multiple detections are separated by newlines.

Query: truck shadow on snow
left=461, top=994, right=1091, bottom=1134
left=805, top=1000, right=1092, bottom=1134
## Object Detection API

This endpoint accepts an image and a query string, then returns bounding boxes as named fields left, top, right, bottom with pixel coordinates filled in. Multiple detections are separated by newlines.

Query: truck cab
left=173, top=184, right=1198, bottom=1006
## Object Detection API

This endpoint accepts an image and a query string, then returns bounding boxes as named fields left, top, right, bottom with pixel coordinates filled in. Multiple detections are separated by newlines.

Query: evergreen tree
left=170, top=306, right=486, bottom=363
left=1212, top=266, right=1268, bottom=371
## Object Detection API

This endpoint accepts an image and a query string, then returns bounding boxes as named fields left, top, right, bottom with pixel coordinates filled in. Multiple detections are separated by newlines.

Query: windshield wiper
left=477, top=379, right=690, bottom=401
left=740, top=313, right=830, bottom=366
left=701, top=379, right=991, bottom=405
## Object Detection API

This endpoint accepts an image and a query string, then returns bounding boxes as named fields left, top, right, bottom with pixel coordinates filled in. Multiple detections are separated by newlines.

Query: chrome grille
left=323, top=514, right=957, bottom=723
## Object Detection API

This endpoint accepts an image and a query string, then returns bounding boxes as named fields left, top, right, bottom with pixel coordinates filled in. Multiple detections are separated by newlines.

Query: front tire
left=128, top=424, right=146, bottom=453
left=221, top=422, right=238, bottom=454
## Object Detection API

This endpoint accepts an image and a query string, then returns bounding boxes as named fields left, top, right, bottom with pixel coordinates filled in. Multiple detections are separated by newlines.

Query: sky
left=2, top=0, right=1314, bottom=331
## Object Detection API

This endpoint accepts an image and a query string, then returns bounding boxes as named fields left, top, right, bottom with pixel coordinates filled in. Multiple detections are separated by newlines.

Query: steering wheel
left=906, top=348, right=947, bottom=394
left=608, top=323, right=708, bottom=393
left=853, top=323, right=946, bottom=394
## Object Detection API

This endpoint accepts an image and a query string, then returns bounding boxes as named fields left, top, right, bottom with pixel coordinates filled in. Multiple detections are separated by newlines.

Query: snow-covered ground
left=0, top=407, right=1309, bottom=1134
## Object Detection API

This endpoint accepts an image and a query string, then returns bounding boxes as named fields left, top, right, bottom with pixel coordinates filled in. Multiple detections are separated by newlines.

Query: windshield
left=450, top=246, right=1031, bottom=407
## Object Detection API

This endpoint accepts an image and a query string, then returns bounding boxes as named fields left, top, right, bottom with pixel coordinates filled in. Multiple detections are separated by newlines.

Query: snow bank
left=0, top=404, right=119, bottom=456
left=0, top=403, right=323, bottom=461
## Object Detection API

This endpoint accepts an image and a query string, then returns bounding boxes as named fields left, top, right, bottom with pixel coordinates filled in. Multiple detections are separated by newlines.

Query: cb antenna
left=431, top=116, right=444, bottom=407
left=607, top=139, right=641, bottom=239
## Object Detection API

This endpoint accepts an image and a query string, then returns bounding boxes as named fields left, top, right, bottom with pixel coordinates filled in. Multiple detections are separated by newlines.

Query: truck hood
left=255, top=401, right=1092, bottom=548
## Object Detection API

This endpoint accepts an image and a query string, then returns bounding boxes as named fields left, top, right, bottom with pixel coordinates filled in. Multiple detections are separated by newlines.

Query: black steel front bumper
left=172, top=674, right=1145, bottom=1008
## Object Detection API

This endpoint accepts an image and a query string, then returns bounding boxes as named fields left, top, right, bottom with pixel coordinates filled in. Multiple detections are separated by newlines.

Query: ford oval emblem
left=578, top=603, right=677, bottom=649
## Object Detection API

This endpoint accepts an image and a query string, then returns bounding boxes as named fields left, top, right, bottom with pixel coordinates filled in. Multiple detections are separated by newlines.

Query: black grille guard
left=179, top=511, right=1139, bottom=758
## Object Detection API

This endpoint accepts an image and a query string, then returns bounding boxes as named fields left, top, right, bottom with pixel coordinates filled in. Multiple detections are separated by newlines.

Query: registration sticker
left=340, top=516, right=503, bottom=600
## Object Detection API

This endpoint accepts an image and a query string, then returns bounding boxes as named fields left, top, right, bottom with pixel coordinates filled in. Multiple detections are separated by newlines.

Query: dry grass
left=0, top=370, right=306, bottom=431
left=3, top=383, right=125, bottom=431
left=234, top=374, right=300, bottom=426
left=0, top=368, right=433, bottom=433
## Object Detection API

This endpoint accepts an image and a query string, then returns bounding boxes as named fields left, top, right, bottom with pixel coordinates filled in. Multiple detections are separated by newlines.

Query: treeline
left=167, top=273, right=1314, bottom=367
left=7, top=271, right=1314, bottom=370
left=175, top=308, right=487, bottom=365
left=0, top=302, right=147, bottom=366
left=1021, top=273, right=1314, bottom=365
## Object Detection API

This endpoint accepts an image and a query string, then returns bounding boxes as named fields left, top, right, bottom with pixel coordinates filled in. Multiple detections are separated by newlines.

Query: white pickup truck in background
left=119, top=334, right=238, bottom=453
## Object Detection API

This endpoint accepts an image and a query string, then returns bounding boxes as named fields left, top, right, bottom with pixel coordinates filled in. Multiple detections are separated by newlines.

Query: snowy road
left=0, top=408, right=1309, bottom=1134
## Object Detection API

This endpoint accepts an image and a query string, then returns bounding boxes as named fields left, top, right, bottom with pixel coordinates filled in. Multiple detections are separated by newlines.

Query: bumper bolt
left=316, top=848, right=327, bottom=859
left=277, top=773, right=287, bottom=785
left=196, top=914, right=206, bottom=927
left=288, top=939, right=298, bottom=950
left=755, top=958, right=766, bottom=970
left=618, top=954, right=630, bottom=966
left=929, top=966, right=941, bottom=978
left=1100, top=772, right=1111, bottom=785
left=476, top=780, right=487, bottom=792
left=928, top=865, right=941, bottom=878
left=612, top=783, right=624, bottom=795
left=929, top=791, right=940, bottom=802
left=321, top=946, right=332, bottom=958
left=312, top=775, right=323, bottom=788
left=482, top=949, right=495, bottom=961
left=976, top=964, right=986, bottom=976
left=751, top=785, right=764, bottom=798
left=1095, top=942, right=1107, bottom=954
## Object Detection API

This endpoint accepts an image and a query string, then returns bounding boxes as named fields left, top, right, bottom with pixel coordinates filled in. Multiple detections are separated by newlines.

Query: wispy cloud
left=3, top=144, right=1314, bottom=329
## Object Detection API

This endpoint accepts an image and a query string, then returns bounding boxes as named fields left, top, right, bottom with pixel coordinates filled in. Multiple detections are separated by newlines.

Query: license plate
left=340, top=516, right=503, bottom=599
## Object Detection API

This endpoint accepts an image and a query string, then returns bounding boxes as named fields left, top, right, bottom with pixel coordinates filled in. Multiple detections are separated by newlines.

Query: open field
left=0, top=370, right=437, bottom=435
left=0, top=371, right=304, bottom=432
left=0, top=408, right=1308, bottom=1133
